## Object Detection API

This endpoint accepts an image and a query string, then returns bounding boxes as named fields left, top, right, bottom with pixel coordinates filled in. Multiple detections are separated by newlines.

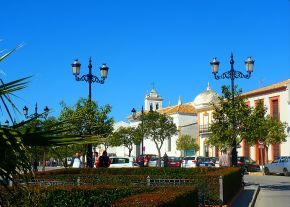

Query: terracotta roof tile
left=242, top=79, right=290, bottom=97
left=157, top=103, right=196, bottom=115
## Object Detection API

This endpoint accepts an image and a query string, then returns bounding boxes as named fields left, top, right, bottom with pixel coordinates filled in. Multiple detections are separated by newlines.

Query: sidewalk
left=231, top=182, right=260, bottom=207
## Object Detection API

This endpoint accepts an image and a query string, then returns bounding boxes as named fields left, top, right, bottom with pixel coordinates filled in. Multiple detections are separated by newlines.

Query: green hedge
left=10, top=167, right=241, bottom=206
left=0, top=185, right=198, bottom=207
left=110, top=186, right=198, bottom=207
left=0, top=185, right=156, bottom=207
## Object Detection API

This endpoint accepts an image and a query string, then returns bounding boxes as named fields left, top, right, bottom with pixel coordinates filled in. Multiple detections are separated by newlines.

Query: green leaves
left=109, top=126, right=142, bottom=156
left=209, top=85, right=287, bottom=151
left=59, top=98, right=114, bottom=146
left=176, top=134, right=199, bottom=151
left=142, top=111, right=177, bottom=165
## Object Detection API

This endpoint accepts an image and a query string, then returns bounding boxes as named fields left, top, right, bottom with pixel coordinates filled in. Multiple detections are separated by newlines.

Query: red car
left=136, top=154, right=157, bottom=167
left=237, top=156, right=261, bottom=173
left=167, top=156, right=183, bottom=167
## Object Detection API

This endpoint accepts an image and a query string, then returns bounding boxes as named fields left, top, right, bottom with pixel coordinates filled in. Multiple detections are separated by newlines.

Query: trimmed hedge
left=110, top=186, right=198, bottom=207
left=0, top=185, right=157, bottom=207
left=8, top=167, right=242, bottom=206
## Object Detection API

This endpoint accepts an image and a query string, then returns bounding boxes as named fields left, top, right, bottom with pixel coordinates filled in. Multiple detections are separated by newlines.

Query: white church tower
left=144, top=87, right=163, bottom=111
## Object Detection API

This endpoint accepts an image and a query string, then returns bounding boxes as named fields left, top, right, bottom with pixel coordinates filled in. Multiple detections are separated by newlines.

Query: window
left=168, top=137, right=171, bottom=151
left=156, top=103, right=159, bottom=110
left=272, top=99, right=279, bottom=119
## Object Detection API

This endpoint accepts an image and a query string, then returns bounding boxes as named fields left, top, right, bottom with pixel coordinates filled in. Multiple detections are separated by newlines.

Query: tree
left=108, top=126, right=142, bottom=157
left=142, top=111, right=177, bottom=167
left=59, top=98, right=114, bottom=167
left=0, top=44, right=32, bottom=189
left=209, top=85, right=250, bottom=161
left=243, top=100, right=287, bottom=149
left=209, top=85, right=287, bottom=166
left=176, top=134, right=199, bottom=154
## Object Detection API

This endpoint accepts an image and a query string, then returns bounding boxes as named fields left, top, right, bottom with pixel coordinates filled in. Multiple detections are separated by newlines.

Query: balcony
left=199, top=124, right=211, bottom=134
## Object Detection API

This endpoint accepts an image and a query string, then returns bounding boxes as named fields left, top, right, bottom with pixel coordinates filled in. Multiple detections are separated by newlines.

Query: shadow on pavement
left=260, top=184, right=290, bottom=191
left=231, top=188, right=255, bottom=207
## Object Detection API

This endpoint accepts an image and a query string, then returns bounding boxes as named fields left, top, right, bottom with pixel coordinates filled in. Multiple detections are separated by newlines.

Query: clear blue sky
left=1, top=0, right=289, bottom=124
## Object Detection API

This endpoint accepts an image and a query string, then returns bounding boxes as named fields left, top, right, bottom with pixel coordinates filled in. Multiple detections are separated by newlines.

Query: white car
left=264, top=156, right=290, bottom=176
left=109, top=157, right=136, bottom=168
left=181, top=156, right=198, bottom=168
left=148, top=157, right=164, bottom=167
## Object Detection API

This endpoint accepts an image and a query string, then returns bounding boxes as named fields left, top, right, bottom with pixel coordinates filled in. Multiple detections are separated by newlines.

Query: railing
left=19, top=177, right=93, bottom=186
left=146, top=176, right=193, bottom=186
left=199, top=124, right=211, bottom=134
left=145, top=176, right=223, bottom=206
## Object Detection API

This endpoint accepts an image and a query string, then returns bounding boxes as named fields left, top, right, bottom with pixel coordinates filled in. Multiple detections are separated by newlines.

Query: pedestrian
left=96, top=151, right=111, bottom=167
left=70, top=153, right=76, bottom=167
left=163, top=152, right=168, bottom=167
left=72, top=153, right=81, bottom=168
left=94, top=151, right=99, bottom=168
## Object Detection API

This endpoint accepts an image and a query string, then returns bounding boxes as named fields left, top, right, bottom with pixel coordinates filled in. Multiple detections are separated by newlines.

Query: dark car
left=167, top=156, right=183, bottom=167
left=237, top=156, right=261, bottom=173
left=196, top=157, right=215, bottom=167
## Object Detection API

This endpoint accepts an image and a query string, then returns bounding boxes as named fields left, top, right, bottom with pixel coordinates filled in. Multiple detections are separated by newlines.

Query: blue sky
left=1, top=0, right=289, bottom=124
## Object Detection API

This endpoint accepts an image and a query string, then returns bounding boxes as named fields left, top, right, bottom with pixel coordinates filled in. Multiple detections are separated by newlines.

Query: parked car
left=237, top=156, right=260, bottom=173
left=135, top=154, right=157, bottom=167
left=135, top=155, right=145, bottom=167
left=148, top=156, right=164, bottom=167
left=181, top=156, right=199, bottom=168
left=144, top=154, right=157, bottom=167
left=264, top=156, right=290, bottom=176
left=196, top=157, right=215, bottom=167
left=167, top=156, right=183, bottom=167
left=210, top=157, right=220, bottom=167
left=109, top=157, right=135, bottom=168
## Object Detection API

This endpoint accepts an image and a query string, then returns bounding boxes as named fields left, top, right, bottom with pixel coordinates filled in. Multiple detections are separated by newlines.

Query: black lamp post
left=23, top=103, right=49, bottom=172
left=210, top=53, right=254, bottom=166
left=71, top=57, right=109, bottom=168
left=4, top=120, right=9, bottom=127
left=23, top=103, right=49, bottom=119
left=131, top=106, right=144, bottom=156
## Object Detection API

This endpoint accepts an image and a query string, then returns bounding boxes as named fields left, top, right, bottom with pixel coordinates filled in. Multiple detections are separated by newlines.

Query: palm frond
left=0, top=43, right=24, bottom=62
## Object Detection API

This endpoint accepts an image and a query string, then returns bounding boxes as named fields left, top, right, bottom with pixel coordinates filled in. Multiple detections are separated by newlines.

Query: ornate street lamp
left=5, top=120, right=9, bottom=127
left=210, top=53, right=254, bottom=166
left=22, top=103, right=49, bottom=172
left=71, top=57, right=109, bottom=168
left=131, top=107, right=144, bottom=156
left=23, top=103, right=49, bottom=119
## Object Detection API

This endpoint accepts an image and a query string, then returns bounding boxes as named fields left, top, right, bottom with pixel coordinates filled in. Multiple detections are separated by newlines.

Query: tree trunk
left=42, top=150, right=46, bottom=172
left=157, top=147, right=161, bottom=167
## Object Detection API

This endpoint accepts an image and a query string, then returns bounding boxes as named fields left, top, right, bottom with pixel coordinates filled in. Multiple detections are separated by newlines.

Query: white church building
left=110, top=79, right=290, bottom=164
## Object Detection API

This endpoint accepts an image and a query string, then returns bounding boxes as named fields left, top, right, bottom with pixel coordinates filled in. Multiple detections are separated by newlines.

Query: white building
left=240, top=79, right=290, bottom=164
left=112, top=79, right=290, bottom=163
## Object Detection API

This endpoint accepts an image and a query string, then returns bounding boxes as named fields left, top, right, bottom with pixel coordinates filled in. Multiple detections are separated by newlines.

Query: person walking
left=72, top=153, right=81, bottom=168
left=94, top=151, right=99, bottom=168
left=96, top=151, right=111, bottom=167
left=163, top=153, right=168, bottom=167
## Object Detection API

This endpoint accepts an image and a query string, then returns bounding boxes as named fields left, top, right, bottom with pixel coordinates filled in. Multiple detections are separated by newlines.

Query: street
left=244, top=174, right=290, bottom=207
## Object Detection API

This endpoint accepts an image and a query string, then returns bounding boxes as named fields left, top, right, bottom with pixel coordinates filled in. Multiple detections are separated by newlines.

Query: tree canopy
left=142, top=111, right=177, bottom=166
left=108, top=126, right=142, bottom=157
left=59, top=98, right=114, bottom=145
left=176, top=134, right=199, bottom=152
left=209, top=85, right=287, bottom=165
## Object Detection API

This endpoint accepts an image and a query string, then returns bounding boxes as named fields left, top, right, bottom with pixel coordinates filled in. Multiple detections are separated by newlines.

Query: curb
left=247, top=172, right=264, bottom=176
left=248, top=185, right=260, bottom=207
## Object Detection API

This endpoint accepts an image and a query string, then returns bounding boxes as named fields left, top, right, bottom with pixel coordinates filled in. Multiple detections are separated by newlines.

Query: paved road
left=244, top=175, right=290, bottom=207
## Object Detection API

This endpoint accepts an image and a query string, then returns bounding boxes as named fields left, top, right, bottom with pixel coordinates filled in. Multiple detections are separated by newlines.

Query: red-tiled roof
left=242, top=79, right=290, bottom=97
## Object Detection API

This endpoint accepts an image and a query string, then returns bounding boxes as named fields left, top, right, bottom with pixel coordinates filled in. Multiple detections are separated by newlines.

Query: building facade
left=111, top=79, right=290, bottom=164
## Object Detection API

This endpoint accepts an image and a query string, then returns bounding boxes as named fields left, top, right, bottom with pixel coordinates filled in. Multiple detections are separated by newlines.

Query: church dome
left=193, top=83, right=219, bottom=109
